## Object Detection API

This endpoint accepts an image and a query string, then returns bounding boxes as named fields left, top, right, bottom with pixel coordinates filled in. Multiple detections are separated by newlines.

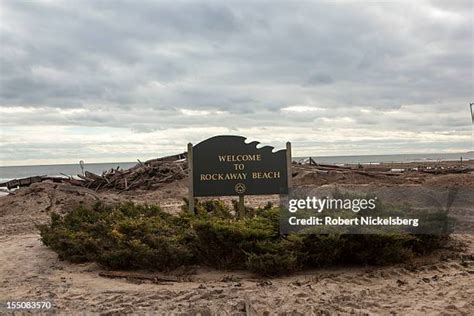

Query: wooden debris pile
left=0, top=153, right=189, bottom=192
left=296, top=157, right=472, bottom=175
left=291, top=157, right=472, bottom=186
left=77, top=153, right=188, bottom=192
left=0, top=175, right=68, bottom=190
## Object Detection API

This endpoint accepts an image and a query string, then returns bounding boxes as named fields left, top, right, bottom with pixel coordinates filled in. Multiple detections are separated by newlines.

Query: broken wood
left=0, top=153, right=189, bottom=192
left=73, top=156, right=189, bottom=192
left=98, top=271, right=181, bottom=282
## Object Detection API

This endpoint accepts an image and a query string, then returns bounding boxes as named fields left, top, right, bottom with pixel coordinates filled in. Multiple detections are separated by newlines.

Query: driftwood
left=419, top=167, right=470, bottom=175
left=98, top=271, right=181, bottom=283
left=74, top=152, right=189, bottom=192
left=299, top=159, right=471, bottom=176
left=314, top=163, right=353, bottom=170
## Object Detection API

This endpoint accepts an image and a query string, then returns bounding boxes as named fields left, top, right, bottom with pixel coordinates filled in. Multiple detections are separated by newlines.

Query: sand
left=1, top=168, right=473, bottom=314
left=1, top=233, right=473, bottom=314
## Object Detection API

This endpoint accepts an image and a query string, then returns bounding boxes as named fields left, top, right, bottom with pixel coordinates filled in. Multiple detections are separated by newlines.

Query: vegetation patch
left=39, top=199, right=448, bottom=276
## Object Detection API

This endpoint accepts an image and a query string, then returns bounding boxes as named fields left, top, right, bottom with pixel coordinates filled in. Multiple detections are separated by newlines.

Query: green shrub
left=182, top=198, right=233, bottom=218
left=337, top=234, right=416, bottom=265
left=247, top=251, right=299, bottom=276
left=39, top=202, right=195, bottom=271
left=299, top=234, right=345, bottom=267
left=191, top=215, right=276, bottom=268
left=39, top=200, right=449, bottom=277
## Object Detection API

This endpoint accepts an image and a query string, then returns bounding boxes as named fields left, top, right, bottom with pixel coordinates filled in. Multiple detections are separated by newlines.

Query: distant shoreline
left=1, top=151, right=473, bottom=168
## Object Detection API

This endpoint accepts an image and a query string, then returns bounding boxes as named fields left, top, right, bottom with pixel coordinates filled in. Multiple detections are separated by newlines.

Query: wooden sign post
left=280, top=141, right=292, bottom=213
left=187, top=143, right=194, bottom=213
left=188, top=135, right=291, bottom=215
left=286, top=141, right=292, bottom=188
left=238, top=195, right=245, bottom=217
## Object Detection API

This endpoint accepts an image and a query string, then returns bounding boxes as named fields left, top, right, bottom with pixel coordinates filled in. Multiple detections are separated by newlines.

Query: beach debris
left=292, top=158, right=472, bottom=187
left=72, top=152, right=188, bottom=192
left=0, top=175, right=69, bottom=190
left=98, top=271, right=182, bottom=283
left=79, top=160, right=85, bottom=176
left=0, top=152, right=189, bottom=192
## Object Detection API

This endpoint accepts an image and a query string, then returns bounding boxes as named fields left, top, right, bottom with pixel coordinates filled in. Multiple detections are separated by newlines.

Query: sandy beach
left=1, top=233, right=473, bottom=314
left=1, top=161, right=473, bottom=314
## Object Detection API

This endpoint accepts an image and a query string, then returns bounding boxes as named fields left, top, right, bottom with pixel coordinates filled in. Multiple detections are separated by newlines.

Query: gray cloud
left=0, top=0, right=472, bottom=165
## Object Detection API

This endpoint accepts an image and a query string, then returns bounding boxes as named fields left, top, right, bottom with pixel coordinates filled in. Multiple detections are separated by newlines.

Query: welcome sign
left=188, top=136, right=290, bottom=198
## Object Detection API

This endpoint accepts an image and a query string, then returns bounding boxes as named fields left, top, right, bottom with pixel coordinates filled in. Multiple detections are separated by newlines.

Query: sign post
left=188, top=135, right=290, bottom=215
left=278, top=141, right=293, bottom=213
left=187, top=143, right=194, bottom=214
left=286, top=141, right=292, bottom=188
left=238, top=195, right=245, bottom=217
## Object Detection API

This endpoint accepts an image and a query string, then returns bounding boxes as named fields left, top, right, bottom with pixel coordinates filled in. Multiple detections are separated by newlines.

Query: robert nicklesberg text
left=289, top=216, right=419, bottom=227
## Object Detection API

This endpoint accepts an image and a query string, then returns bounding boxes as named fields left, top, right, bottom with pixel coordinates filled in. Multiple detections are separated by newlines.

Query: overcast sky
left=0, top=0, right=473, bottom=166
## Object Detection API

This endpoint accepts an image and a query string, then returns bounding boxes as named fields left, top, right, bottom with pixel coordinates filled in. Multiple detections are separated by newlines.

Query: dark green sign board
left=189, top=136, right=289, bottom=197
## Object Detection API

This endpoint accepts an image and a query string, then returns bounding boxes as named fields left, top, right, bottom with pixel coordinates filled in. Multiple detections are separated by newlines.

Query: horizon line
left=1, top=150, right=473, bottom=168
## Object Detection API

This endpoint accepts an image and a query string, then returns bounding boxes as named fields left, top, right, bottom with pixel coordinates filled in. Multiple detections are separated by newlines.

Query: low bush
left=40, top=202, right=195, bottom=270
left=39, top=200, right=448, bottom=276
left=247, top=251, right=299, bottom=276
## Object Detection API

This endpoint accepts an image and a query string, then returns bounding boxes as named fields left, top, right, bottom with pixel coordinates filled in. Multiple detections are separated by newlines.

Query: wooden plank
left=98, top=271, right=179, bottom=282
left=188, top=143, right=194, bottom=214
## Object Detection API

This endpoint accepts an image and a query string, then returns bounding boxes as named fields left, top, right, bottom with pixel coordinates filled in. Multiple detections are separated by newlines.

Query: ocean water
left=1, top=152, right=473, bottom=185
left=294, top=152, right=474, bottom=165
left=0, top=162, right=137, bottom=184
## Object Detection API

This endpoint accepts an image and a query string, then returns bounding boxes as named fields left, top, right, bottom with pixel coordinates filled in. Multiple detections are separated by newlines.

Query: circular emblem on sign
left=235, top=183, right=246, bottom=194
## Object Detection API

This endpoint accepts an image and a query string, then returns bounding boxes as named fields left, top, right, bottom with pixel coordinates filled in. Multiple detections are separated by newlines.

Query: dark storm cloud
left=0, top=0, right=472, bottom=164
